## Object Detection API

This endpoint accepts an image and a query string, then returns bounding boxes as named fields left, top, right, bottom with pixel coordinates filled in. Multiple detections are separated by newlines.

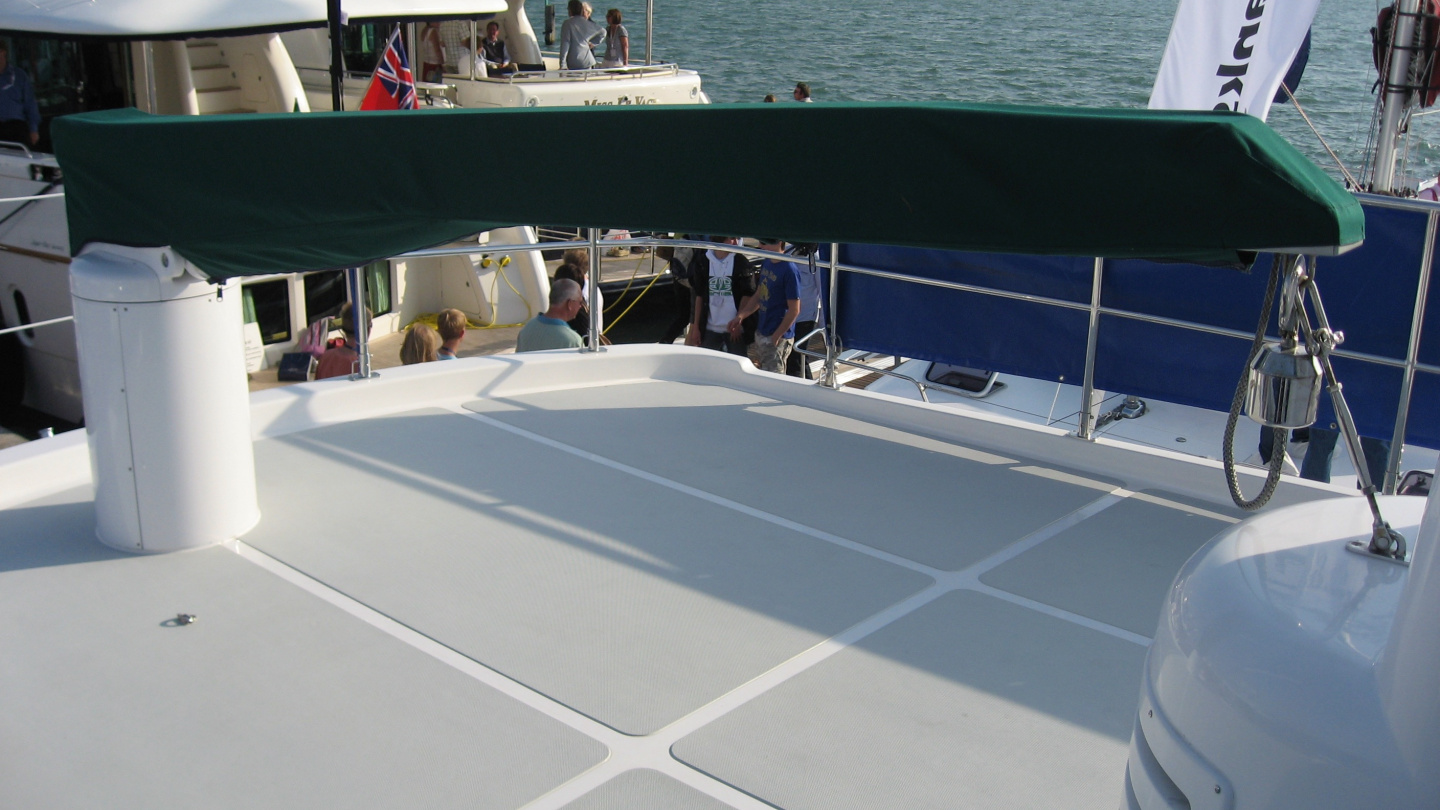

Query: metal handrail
left=0, top=140, right=33, bottom=158
left=0, top=192, right=63, bottom=204
left=394, top=232, right=1436, bottom=489
left=0, top=314, right=71, bottom=337
left=792, top=339, right=929, bottom=403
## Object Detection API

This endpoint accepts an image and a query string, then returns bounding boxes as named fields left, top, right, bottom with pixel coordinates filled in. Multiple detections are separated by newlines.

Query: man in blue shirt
left=0, top=43, right=39, bottom=147
left=730, top=238, right=801, bottom=373
left=517, top=278, right=586, bottom=352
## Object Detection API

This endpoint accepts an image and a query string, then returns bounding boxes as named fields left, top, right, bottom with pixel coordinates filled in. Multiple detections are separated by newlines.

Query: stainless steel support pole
left=645, top=0, right=654, bottom=65
left=822, top=243, right=841, bottom=388
left=1076, top=257, right=1104, bottom=440
left=1374, top=0, right=1420, bottom=192
left=1388, top=210, right=1436, bottom=492
left=326, top=0, right=345, bottom=112
left=347, top=266, right=372, bottom=378
left=1306, top=263, right=1407, bottom=558
left=141, top=42, right=157, bottom=113
left=587, top=228, right=602, bottom=352
left=1308, top=269, right=1376, bottom=496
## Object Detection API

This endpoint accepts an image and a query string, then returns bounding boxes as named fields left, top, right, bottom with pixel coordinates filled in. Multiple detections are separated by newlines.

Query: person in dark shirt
left=0, top=43, right=40, bottom=147
left=479, top=21, right=516, bottom=76
left=553, top=263, right=611, bottom=346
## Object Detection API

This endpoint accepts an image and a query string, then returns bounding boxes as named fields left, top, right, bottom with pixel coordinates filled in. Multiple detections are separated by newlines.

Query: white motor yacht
left=0, top=0, right=705, bottom=425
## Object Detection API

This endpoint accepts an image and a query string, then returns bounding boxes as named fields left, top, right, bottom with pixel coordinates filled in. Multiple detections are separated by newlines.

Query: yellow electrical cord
left=602, top=249, right=665, bottom=336
left=602, top=247, right=650, bottom=314
left=405, top=253, right=536, bottom=332
left=489, top=258, right=534, bottom=326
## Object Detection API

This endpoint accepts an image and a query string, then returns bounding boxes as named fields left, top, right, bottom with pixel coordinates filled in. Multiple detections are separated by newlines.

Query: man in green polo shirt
left=517, top=278, right=586, bottom=352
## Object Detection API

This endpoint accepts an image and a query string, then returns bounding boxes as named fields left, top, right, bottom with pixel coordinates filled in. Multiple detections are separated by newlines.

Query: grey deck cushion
left=243, top=408, right=932, bottom=734
left=672, top=589, right=1147, bottom=810
left=980, top=490, right=1240, bottom=635
left=465, top=380, right=1123, bottom=570
left=0, top=487, right=606, bottom=809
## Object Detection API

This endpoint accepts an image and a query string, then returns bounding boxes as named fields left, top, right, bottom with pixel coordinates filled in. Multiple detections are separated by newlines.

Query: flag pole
left=327, top=0, right=345, bottom=111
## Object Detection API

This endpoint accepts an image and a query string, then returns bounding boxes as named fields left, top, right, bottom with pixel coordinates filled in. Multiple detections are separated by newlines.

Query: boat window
left=1, top=36, right=130, bottom=153
left=365, top=261, right=393, bottom=316
left=241, top=279, right=291, bottom=345
left=304, top=270, right=348, bottom=326
left=304, top=265, right=392, bottom=326
left=341, top=24, right=388, bottom=76
left=10, top=288, right=32, bottom=339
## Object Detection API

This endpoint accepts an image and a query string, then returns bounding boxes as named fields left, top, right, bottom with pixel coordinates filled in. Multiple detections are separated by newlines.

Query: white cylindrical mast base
left=71, top=246, right=259, bottom=553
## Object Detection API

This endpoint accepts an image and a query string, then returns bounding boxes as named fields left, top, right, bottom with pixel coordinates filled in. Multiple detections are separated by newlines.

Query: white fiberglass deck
left=3, top=346, right=1344, bottom=809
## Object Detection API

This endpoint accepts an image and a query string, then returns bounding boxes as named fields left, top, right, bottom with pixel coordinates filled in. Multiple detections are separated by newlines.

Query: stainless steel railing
left=0, top=314, right=71, bottom=338
left=398, top=218, right=1437, bottom=494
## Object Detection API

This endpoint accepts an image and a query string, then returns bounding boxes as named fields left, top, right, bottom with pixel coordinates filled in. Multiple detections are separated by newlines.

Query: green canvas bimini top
left=51, top=103, right=1363, bottom=280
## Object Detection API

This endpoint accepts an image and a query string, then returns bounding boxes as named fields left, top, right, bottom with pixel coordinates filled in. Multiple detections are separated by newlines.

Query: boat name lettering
left=583, top=96, right=658, bottom=106
left=1213, top=0, right=1266, bottom=112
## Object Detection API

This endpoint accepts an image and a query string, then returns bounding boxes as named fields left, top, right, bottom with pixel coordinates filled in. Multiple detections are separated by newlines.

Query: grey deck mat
left=980, top=491, right=1241, bottom=635
left=464, top=380, right=1123, bottom=570
left=0, top=487, right=606, bottom=810
left=560, top=770, right=734, bottom=810
left=243, top=408, right=933, bottom=735
left=2, top=380, right=1241, bottom=809
left=671, top=589, right=1149, bottom=810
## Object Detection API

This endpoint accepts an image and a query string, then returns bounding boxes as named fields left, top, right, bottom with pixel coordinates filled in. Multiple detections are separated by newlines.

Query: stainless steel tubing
left=346, top=266, right=372, bottom=379
left=0, top=315, right=72, bottom=337
left=587, top=228, right=602, bottom=352
left=824, top=243, right=841, bottom=388
left=1076, top=258, right=1104, bottom=440
left=1388, top=210, right=1436, bottom=493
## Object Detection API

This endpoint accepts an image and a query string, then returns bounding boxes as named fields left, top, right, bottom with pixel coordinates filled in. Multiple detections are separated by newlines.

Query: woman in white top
left=559, top=0, right=605, bottom=69
left=601, top=9, right=629, bottom=68
left=419, top=22, right=445, bottom=83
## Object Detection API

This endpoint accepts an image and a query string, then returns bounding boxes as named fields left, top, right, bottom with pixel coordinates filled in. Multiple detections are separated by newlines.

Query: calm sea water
left=531, top=0, right=1440, bottom=185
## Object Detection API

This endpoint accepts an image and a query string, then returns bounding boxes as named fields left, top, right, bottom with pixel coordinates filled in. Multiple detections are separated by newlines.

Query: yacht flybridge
left=0, top=0, right=704, bottom=424
left=1, top=102, right=1433, bottom=808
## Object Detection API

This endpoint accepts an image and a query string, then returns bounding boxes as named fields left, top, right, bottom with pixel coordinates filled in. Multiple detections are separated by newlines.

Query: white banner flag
left=1149, top=0, right=1321, bottom=122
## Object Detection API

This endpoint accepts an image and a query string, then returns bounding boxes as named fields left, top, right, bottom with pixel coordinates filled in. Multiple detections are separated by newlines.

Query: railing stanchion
left=1388, top=211, right=1436, bottom=492
left=0, top=314, right=72, bottom=338
left=822, top=243, right=841, bottom=388
left=346, top=265, right=373, bottom=379
left=1077, top=257, right=1104, bottom=440
left=645, top=0, right=654, bottom=66
left=587, top=227, right=602, bottom=352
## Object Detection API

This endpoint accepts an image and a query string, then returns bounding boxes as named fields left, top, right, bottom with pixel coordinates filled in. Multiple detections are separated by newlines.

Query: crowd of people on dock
left=305, top=238, right=821, bottom=380
left=513, top=238, right=823, bottom=379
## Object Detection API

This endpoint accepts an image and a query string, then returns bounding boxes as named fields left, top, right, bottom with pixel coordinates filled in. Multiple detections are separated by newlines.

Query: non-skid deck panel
left=243, top=408, right=932, bottom=735
left=560, top=770, right=735, bottom=810
left=980, top=491, right=1240, bottom=635
left=672, top=589, right=1147, bottom=810
left=0, top=486, right=606, bottom=810
left=464, top=380, right=1123, bottom=570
